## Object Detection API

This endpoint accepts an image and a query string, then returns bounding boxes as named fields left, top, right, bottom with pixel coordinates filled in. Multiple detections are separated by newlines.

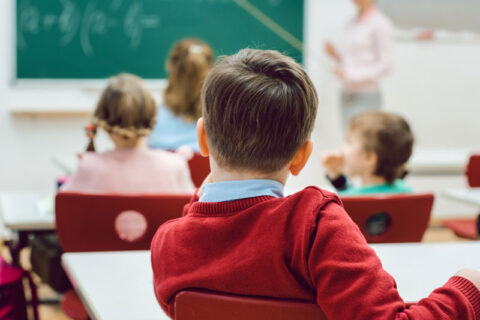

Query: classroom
left=1, top=0, right=480, bottom=319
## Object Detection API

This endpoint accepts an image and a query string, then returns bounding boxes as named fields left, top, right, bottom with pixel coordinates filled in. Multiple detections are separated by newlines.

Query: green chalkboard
left=16, top=0, right=303, bottom=79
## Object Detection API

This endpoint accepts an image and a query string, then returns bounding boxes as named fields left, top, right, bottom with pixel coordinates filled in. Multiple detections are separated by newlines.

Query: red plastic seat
left=341, top=193, right=434, bottom=243
left=442, top=218, right=477, bottom=240
left=56, top=192, right=191, bottom=319
left=466, top=155, right=480, bottom=187
left=55, top=192, right=191, bottom=252
left=175, top=290, right=327, bottom=320
left=188, top=153, right=210, bottom=188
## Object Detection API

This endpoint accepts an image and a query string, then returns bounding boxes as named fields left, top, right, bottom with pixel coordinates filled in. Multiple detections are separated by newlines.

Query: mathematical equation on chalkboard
left=18, top=0, right=286, bottom=57
left=16, top=0, right=298, bottom=79
left=18, top=0, right=163, bottom=57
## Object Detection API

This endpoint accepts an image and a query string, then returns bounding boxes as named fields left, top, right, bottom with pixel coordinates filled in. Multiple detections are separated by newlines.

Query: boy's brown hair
left=349, top=111, right=414, bottom=184
left=94, top=73, right=156, bottom=139
left=165, top=38, right=214, bottom=121
left=202, top=49, right=318, bottom=173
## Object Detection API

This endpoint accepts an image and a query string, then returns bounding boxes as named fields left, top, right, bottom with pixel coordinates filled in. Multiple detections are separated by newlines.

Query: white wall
left=1, top=0, right=479, bottom=216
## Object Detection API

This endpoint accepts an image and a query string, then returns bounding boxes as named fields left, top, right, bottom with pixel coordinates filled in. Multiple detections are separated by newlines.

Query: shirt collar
left=199, top=179, right=284, bottom=203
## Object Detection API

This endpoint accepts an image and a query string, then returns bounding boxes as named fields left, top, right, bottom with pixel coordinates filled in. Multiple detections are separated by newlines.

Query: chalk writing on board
left=43, top=15, right=57, bottom=30
left=124, top=2, right=161, bottom=50
left=80, top=2, right=107, bottom=56
left=18, top=0, right=161, bottom=56
left=58, top=0, right=81, bottom=46
left=18, top=1, right=40, bottom=48
left=110, top=0, right=123, bottom=11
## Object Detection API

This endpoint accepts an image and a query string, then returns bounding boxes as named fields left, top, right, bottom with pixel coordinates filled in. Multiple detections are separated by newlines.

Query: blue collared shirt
left=199, top=179, right=285, bottom=203
left=147, top=106, right=200, bottom=152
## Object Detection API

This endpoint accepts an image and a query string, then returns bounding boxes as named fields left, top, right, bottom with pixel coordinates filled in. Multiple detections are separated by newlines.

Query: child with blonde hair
left=62, top=73, right=194, bottom=194
left=148, top=38, right=214, bottom=151
left=322, top=111, right=413, bottom=195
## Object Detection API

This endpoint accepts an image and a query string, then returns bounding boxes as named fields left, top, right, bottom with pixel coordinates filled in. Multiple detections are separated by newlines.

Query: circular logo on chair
left=114, top=210, right=148, bottom=242
left=366, top=212, right=391, bottom=237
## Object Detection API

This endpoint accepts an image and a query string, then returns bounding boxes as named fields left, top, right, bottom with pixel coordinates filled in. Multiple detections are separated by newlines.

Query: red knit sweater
left=151, top=187, right=480, bottom=319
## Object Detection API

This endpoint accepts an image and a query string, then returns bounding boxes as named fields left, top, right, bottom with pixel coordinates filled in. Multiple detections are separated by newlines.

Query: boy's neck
left=361, top=173, right=387, bottom=187
left=209, top=160, right=289, bottom=185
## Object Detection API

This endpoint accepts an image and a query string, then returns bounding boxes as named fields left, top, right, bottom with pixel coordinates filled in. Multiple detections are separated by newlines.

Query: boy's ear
left=196, top=117, right=210, bottom=157
left=289, top=140, right=313, bottom=176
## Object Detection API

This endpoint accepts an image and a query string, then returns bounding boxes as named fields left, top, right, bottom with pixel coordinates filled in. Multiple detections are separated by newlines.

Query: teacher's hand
left=333, top=67, right=345, bottom=80
left=324, top=42, right=339, bottom=61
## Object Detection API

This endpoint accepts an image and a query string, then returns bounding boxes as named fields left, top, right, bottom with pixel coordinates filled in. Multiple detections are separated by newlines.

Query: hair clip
left=85, top=124, right=97, bottom=134
left=189, top=45, right=203, bottom=55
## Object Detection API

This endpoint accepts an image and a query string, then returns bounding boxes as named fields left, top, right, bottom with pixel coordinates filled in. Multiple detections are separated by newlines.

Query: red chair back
left=466, top=155, right=480, bottom=187
left=175, top=290, right=327, bottom=320
left=341, top=193, right=434, bottom=243
left=55, top=192, right=191, bottom=252
left=442, top=218, right=477, bottom=240
left=188, top=153, right=210, bottom=188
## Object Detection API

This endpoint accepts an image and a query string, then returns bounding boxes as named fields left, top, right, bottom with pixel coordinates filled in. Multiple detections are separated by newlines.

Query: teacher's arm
left=325, top=42, right=341, bottom=63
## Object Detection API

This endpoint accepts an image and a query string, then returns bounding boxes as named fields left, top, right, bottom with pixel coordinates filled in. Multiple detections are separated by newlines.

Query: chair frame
left=55, top=192, right=191, bottom=252
left=175, top=290, right=327, bottom=320
left=466, top=154, right=480, bottom=187
left=341, top=193, right=434, bottom=243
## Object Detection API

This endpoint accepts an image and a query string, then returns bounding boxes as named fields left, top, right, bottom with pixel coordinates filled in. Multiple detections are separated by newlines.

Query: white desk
left=62, top=251, right=169, bottom=320
left=62, top=242, right=480, bottom=319
left=371, top=242, right=480, bottom=302
left=407, top=148, right=471, bottom=175
left=0, top=193, right=55, bottom=231
left=443, top=188, right=480, bottom=207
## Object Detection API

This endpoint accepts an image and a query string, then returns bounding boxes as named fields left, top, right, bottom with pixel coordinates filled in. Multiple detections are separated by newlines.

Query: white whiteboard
left=378, top=0, right=480, bottom=32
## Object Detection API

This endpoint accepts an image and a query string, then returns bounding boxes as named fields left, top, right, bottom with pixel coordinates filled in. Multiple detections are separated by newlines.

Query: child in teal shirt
left=321, top=111, right=414, bottom=195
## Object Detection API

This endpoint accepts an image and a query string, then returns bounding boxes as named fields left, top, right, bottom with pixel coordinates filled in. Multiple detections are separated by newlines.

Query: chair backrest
left=466, top=155, right=480, bottom=187
left=175, top=290, right=327, bottom=320
left=55, top=192, right=191, bottom=252
left=188, top=154, right=210, bottom=188
left=341, top=193, right=434, bottom=243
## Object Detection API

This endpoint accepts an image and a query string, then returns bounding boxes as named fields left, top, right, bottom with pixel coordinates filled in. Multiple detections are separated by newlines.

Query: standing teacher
left=325, top=0, right=393, bottom=128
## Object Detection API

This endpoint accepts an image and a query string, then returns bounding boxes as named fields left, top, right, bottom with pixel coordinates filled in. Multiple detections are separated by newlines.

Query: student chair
left=466, top=154, right=480, bottom=187
left=175, top=290, right=327, bottom=320
left=188, top=153, right=210, bottom=188
left=55, top=192, right=191, bottom=252
left=442, top=218, right=477, bottom=240
left=341, top=193, right=434, bottom=243
left=55, top=192, right=192, bottom=319
left=441, top=155, right=480, bottom=240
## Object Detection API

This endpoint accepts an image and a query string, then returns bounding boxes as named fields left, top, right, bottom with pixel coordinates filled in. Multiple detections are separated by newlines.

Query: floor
left=0, top=224, right=470, bottom=320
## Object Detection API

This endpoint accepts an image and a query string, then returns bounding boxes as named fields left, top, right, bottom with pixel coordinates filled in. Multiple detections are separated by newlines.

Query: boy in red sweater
left=151, top=49, right=480, bottom=319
